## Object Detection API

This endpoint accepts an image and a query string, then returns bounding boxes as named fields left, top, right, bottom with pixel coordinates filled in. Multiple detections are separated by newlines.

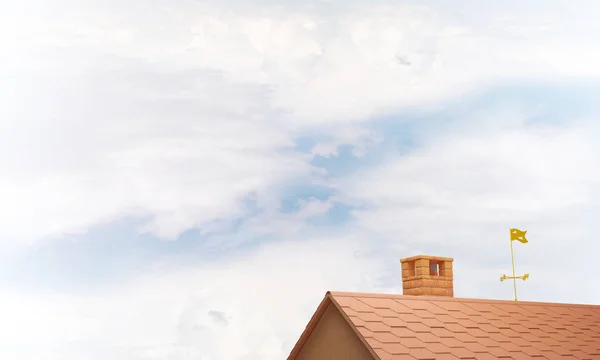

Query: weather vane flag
left=500, top=228, right=530, bottom=301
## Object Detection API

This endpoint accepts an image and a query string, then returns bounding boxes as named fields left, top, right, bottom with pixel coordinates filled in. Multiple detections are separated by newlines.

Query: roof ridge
left=327, top=291, right=600, bottom=308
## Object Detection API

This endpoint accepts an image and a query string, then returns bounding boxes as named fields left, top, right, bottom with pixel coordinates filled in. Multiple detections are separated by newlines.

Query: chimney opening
left=430, top=262, right=440, bottom=276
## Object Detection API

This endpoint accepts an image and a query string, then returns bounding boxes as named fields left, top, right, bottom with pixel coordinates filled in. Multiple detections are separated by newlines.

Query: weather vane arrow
left=500, top=228, right=530, bottom=301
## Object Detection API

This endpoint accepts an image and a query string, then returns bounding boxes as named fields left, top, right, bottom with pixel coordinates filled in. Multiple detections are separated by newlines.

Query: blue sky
left=1, top=1, right=600, bottom=359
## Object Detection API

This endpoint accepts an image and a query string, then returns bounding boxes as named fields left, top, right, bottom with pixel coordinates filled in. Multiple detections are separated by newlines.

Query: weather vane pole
left=500, top=228, right=530, bottom=301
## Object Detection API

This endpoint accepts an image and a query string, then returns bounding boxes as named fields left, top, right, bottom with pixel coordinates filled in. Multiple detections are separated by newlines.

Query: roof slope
left=325, top=291, right=600, bottom=360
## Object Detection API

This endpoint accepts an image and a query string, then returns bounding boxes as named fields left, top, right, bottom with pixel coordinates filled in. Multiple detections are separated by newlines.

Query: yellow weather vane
left=500, top=228, right=530, bottom=301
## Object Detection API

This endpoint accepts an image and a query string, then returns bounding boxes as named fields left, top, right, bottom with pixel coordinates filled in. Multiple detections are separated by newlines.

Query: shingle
left=389, top=326, right=416, bottom=339
left=398, top=336, right=427, bottom=349
left=405, top=322, right=431, bottom=333
left=408, top=347, right=437, bottom=360
left=384, top=342, right=411, bottom=355
left=355, top=325, right=374, bottom=338
left=373, top=331, right=402, bottom=344
left=327, top=291, right=600, bottom=360
left=356, top=311, right=384, bottom=322
left=357, top=297, right=399, bottom=310
left=365, top=320, right=390, bottom=333
left=382, top=316, right=408, bottom=327
left=437, top=337, right=462, bottom=348
left=433, top=354, right=460, bottom=360
left=448, top=346, right=477, bottom=358
left=485, top=345, right=513, bottom=358
left=425, top=341, right=452, bottom=354
left=508, top=351, right=536, bottom=360
left=364, top=337, right=384, bottom=349
left=462, top=341, right=488, bottom=353
left=430, top=327, right=454, bottom=339
left=419, top=317, right=445, bottom=328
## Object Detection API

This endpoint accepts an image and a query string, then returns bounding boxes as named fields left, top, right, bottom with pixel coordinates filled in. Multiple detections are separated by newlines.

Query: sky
left=1, top=0, right=600, bottom=359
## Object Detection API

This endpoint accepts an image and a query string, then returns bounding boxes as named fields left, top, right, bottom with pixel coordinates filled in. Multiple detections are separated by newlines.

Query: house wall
left=295, top=302, right=375, bottom=360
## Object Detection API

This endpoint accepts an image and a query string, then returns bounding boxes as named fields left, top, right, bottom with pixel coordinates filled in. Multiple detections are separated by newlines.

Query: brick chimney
left=400, top=255, right=454, bottom=297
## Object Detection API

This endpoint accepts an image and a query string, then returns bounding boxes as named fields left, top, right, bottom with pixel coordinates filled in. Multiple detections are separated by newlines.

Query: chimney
left=400, top=255, right=454, bottom=297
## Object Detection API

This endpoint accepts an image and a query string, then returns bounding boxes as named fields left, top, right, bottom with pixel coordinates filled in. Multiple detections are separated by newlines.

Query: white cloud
left=2, top=1, right=600, bottom=359
left=0, top=61, right=322, bottom=250
left=335, top=119, right=600, bottom=303
left=3, top=208, right=599, bottom=360
left=3, top=0, right=600, bottom=249
left=0, top=232, right=389, bottom=360
left=340, top=122, right=600, bottom=219
left=310, top=125, right=382, bottom=158
left=199, top=197, right=334, bottom=251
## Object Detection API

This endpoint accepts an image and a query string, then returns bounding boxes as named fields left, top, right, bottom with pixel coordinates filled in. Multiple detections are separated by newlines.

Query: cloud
left=2, top=0, right=600, bottom=359
left=310, top=125, right=382, bottom=158
left=0, top=231, right=390, bottom=360
left=3, top=0, right=600, bottom=250
left=341, top=123, right=600, bottom=216
left=0, top=59, right=319, bottom=250
left=335, top=116, right=600, bottom=302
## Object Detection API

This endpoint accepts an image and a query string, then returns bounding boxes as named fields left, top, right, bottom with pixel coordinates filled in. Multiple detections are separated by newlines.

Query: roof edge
left=286, top=293, right=332, bottom=360
left=286, top=292, right=380, bottom=360
left=327, top=292, right=381, bottom=360
left=329, top=291, right=600, bottom=308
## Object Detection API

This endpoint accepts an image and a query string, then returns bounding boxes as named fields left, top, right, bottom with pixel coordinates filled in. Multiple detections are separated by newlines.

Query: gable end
left=287, top=292, right=378, bottom=360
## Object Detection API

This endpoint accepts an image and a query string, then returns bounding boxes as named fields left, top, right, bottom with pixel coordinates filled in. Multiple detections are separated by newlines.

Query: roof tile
left=485, top=345, right=513, bottom=358
left=437, top=337, right=462, bottom=348
left=405, top=322, right=431, bottom=333
left=448, top=346, right=477, bottom=358
left=443, top=323, right=467, bottom=333
left=425, top=342, right=452, bottom=354
left=389, top=300, right=415, bottom=314
left=389, top=327, right=416, bottom=339
left=383, top=343, right=411, bottom=355
left=408, top=347, right=437, bottom=360
left=365, top=320, right=390, bottom=333
left=399, top=337, right=427, bottom=349
left=355, top=325, right=374, bottom=338
left=462, top=341, right=488, bottom=353
left=356, top=311, right=384, bottom=322
left=364, top=337, right=384, bottom=349
left=433, top=354, right=460, bottom=360
left=505, top=352, right=532, bottom=360
left=474, top=353, right=507, bottom=360
left=412, top=332, right=441, bottom=344
left=539, top=350, right=566, bottom=360
left=373, top=331, right=402, bottom=344
left=382, top=316, right=408, bottom=327
left=452, top=331, right=478, bottom=343
left=496, top=341, right=521, bottom=353
left=418, top=317, right=445, bottom=328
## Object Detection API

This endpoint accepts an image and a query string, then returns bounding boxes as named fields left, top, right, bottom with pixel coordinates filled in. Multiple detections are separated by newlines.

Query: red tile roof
left=290, top=291, right=600, bottom=360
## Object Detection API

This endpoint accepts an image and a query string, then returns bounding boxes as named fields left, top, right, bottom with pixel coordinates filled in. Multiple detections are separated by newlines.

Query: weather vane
left=500, top=228, right=530, bottom=301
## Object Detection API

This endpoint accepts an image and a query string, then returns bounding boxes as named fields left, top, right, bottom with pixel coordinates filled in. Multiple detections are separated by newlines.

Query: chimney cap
left=400, top=254, right=454, bottom=263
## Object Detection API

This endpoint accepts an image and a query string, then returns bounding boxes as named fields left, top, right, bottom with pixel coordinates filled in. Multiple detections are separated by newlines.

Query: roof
left=288, top=291, right=600, bottom=360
